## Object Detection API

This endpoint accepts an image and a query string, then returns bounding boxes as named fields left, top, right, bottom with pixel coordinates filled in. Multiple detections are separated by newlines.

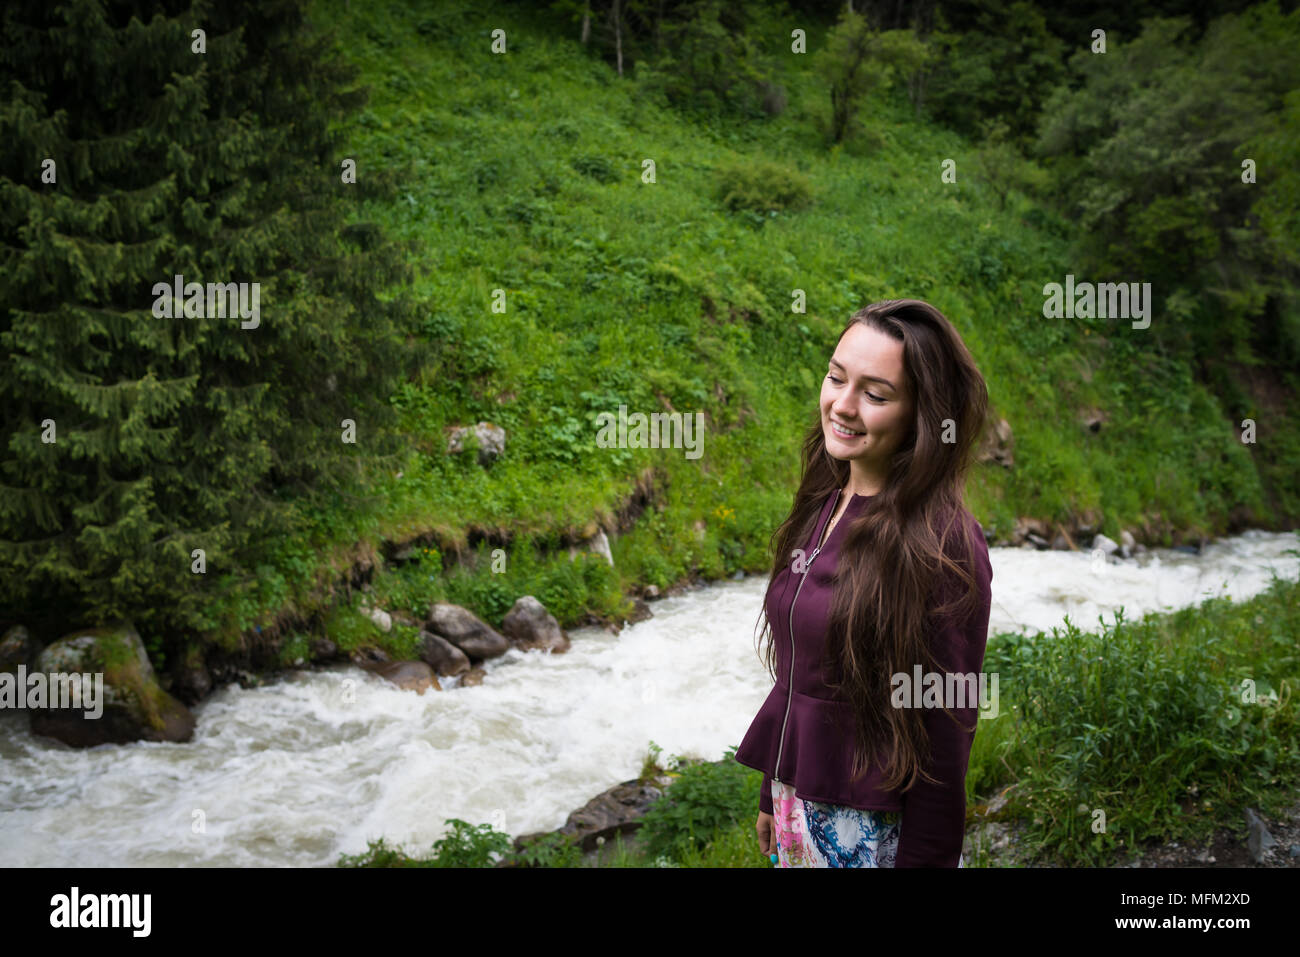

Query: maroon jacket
left=734, top=487, right=993, bottom=867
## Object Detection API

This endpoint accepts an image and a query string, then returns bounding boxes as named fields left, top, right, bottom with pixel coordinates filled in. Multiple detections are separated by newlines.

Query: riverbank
left=141, top=509, right=1257, bottom=713
left=335, top=567, right=1300, bottom=868
left=337, top=757, right=1300, bottom=869
left=4, top=527, right=1294, bottom=867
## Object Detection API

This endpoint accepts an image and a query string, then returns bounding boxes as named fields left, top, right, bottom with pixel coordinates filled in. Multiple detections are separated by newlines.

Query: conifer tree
left=0, top=0, right=420, bottom=646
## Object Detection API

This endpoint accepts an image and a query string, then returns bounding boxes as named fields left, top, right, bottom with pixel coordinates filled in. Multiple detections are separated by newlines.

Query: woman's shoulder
left=930, top=503, right=993, bottom=603
left=934, top=502, right=988, bottom=558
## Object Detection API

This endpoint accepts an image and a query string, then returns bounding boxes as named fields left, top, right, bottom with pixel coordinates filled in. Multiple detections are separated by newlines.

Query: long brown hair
left=756, top=299, right=989, bottom=793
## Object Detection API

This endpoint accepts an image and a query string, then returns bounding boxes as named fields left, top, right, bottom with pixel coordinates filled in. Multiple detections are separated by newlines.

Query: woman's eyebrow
left=829, top=357, right=896, bottom=391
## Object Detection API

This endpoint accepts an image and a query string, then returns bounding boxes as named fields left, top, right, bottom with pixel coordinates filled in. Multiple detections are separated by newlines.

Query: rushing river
left=2, top=529, right=1297, bottom=867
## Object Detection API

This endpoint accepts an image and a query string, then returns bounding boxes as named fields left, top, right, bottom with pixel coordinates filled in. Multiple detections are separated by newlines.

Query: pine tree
left=0, top=0, right=420, bottom=647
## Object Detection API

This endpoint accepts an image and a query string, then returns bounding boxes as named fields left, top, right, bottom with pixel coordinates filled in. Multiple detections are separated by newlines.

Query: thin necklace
left=821, top=488, right=849, bottom=546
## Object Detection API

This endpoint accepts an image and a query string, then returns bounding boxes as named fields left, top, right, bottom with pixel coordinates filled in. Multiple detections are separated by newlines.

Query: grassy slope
left=206, top=0, right=1284, bottom=657
left=274, top=0, right=1300, bottom=869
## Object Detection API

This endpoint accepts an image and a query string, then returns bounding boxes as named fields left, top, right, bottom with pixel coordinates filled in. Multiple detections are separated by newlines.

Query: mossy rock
left=28, top=621, right=196, bottom=747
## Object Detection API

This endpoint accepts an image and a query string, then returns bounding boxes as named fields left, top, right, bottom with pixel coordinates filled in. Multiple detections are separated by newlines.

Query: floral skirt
left=771, top=781, right=964, bottom=868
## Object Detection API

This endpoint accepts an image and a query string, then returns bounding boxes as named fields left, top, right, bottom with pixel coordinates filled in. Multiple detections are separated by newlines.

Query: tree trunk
left=614, top=0, right=624, bottom=78
left=831, top=25, right=872, bottom=144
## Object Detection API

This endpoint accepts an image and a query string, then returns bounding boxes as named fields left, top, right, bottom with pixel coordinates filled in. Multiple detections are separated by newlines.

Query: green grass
left=970, top=559, right=1300, bottom=866
left=184, top=0, right=1296, bottom=686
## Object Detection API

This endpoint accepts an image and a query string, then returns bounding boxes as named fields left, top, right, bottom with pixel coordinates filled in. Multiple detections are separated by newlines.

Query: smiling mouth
left=831, top=422, right=865, bottom=438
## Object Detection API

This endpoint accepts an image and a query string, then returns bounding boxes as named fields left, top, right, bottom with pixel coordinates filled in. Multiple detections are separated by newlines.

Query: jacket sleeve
left=759, top=770, right=773, bottom=815
left=894, top=518, right=993, bottom=867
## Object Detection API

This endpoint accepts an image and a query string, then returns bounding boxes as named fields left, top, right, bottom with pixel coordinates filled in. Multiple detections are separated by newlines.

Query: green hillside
left=3, top=0, right=1296, bottom=671
left=263, top=0, right=1294, bottom=665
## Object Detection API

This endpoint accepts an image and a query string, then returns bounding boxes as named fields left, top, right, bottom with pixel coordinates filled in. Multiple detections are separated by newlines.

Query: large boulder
left=360, top=660, right=440, bottom=694
left=501, top=596, right=571, bottom=654
left=28, top=622, right=196, bottom=747
left=445, top=421, right=507, bottom=467
left=510, top=776, right=671, bottom=859
left=568, top=527, right=614, bottom=567
left=1092, top=533, right=1120, bottom=556
left=426, top=603, right=510, bottom=660
left=977, top=416, right=1015, bottom=468
left=310, top=637, right=340, bottom=661
left=1012, top=516, right=1050, bottom=545
left=357, top=603, right=392, bottom=633
left=624, top=597, right=653, bottom=625
left=418, top=630, right=471, bottom=677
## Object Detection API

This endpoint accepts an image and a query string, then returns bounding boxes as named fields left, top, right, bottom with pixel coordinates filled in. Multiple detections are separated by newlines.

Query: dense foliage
left=1, top=0, right=1295, bottom=670
left=0, top=0, right=421, bottom=651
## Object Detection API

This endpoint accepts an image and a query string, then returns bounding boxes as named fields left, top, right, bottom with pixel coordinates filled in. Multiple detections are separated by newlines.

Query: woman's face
left=819, top=322, right=913, bottom=476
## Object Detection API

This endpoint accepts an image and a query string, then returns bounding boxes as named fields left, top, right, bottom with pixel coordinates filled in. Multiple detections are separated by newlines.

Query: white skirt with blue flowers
left=771, top=781, right=963, bottom=868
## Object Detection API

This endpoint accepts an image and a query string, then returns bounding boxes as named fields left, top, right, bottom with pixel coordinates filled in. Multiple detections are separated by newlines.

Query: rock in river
left=28, top=621, right=196, bottom=747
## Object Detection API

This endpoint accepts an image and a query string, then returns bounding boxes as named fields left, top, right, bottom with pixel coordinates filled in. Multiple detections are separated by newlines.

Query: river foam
left=1, top=529, right=1296, bottom=866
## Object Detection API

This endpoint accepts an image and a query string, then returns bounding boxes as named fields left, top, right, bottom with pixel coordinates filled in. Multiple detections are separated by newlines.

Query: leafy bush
left=713, top=160, right=814, bottom=219
left=426, top=818, right=514, bottom=867
left=986, top=585, right=1300, bottom=865
left=337, top=837, right=432, bottom=868
left=511, top=831, right=586, bottom=868
left=338, top=820, right=584, bottom=868
left=571, top=154, right=618, bottom=183
left=636, top=746, right=758, bottom=863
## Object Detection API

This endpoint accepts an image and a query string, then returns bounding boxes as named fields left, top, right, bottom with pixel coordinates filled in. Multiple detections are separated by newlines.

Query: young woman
left=734, top=298, right=994, bottom=868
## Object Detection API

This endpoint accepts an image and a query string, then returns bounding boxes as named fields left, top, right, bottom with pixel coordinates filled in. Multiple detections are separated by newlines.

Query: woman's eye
left=829, top=374, right=883, bottom=402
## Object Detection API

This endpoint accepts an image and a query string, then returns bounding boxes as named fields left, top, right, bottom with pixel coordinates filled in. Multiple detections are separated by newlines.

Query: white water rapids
left=1, top=528, right=1296, bottom=866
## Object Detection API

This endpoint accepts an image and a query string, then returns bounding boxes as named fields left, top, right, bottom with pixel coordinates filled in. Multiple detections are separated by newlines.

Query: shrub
left=636, top=746, right=758, bottom=863
left=713, top=160, right=813, bottom=220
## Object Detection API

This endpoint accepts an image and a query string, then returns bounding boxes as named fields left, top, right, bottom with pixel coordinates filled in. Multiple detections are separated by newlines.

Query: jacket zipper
left=772, top=489, right=837, bottom=786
